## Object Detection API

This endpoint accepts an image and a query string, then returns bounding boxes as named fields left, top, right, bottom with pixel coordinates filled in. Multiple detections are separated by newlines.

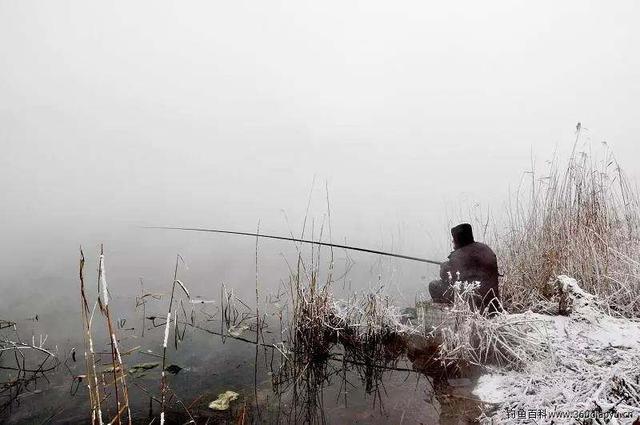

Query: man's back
left=443, top=242, right=498, bottom=284
left=440, top=239, right=501, bottom=314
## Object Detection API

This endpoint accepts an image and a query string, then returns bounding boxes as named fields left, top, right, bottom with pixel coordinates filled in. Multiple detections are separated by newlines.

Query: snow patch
left=473, top=374, right=507, bottom=404
left=473, top=276, right=640, bottom=424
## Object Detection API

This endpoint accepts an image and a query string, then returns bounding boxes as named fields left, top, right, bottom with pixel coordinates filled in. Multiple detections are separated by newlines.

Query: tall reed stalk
left=79, top=249, right=103, bottom=425
left=495, top=130, right=640, bottom=316
left=79, top=246, right=131, bottom=424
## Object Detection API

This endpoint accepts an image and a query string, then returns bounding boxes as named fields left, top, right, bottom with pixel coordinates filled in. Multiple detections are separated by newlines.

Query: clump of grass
left=277, top=266, right=411, bottom=423
left=274, top=238, right=336, bottom=425
left=286, top=258, right=412, bottom=365
left=332, top=291, right=417, bottom=343
left=496, top=129, right=640, bottom=316
left=288, top=259, right=336, bottom=362
left=437, top=281, right=550, bottom=370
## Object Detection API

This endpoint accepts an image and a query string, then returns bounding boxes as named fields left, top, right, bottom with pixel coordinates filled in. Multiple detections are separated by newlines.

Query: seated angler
left=428, top=223, right=501, bottom=315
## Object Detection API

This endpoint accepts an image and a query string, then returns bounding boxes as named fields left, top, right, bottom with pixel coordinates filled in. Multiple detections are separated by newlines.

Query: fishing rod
left=143, top=226, right=443, bottom=266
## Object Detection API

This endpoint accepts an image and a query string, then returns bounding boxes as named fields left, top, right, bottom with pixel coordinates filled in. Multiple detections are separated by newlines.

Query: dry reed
left=436, top=281, right=550, bottom=370
left=492, top=130, right=640, bottom=316
left=78, top=246, right=131, bottom=425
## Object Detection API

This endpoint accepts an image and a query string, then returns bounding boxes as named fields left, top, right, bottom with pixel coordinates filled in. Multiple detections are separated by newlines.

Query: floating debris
left=228, top=324, right=249, bottom=338
left=164, top=364, right=183, bottom=375
left=128, top=362, right=160, bottom=377
left=208, top=390, right=239, bottom=411
left=189, top=298, right=216, bottom=304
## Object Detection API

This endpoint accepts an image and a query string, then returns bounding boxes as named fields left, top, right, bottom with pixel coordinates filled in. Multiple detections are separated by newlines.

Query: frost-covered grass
left=331, top=291, right=418, bottom=341
left=473, top=276, right=640, bottom=424
left=493, top=134, right=640, bottom=317
left=436, top=281, right=552, bottom=370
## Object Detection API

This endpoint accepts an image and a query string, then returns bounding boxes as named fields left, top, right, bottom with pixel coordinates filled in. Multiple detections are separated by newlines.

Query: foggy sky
left=1, top=1, right=639, bottom=303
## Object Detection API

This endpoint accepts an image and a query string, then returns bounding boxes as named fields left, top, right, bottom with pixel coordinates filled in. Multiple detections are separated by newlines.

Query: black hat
left=451, top=223, right=474, bottom=249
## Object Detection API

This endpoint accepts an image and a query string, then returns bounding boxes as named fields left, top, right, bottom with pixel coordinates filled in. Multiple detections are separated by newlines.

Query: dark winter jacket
left=440, top=224, right=501, bottom=314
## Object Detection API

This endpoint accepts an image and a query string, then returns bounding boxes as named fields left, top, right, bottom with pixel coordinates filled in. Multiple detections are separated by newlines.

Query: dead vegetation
left=270, top=203, right=434, bottom=424
left=79, top=246, right=132, bottom=425
left=495, top=129, right=640, bottom=316
left=436, top=281, right=551, bottom=370
left=0, top=324, right=59, bottom=415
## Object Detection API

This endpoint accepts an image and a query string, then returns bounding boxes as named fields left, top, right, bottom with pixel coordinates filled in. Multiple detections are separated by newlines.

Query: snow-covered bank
left=473, top=276, right=640, bottom=424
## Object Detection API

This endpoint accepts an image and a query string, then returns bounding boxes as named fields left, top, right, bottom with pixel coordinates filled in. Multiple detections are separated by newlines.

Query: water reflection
left=269, top=328, right=482, bottom=425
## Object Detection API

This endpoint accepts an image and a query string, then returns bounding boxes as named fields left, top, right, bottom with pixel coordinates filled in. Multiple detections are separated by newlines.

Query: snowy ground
left=473, top=276, right=640, bottom=424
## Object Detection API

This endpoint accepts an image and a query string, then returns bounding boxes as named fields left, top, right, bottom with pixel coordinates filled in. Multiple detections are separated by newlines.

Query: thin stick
left=160, top=254, right=180, bottom=425
left=254, top=221, right=261, bottom=421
